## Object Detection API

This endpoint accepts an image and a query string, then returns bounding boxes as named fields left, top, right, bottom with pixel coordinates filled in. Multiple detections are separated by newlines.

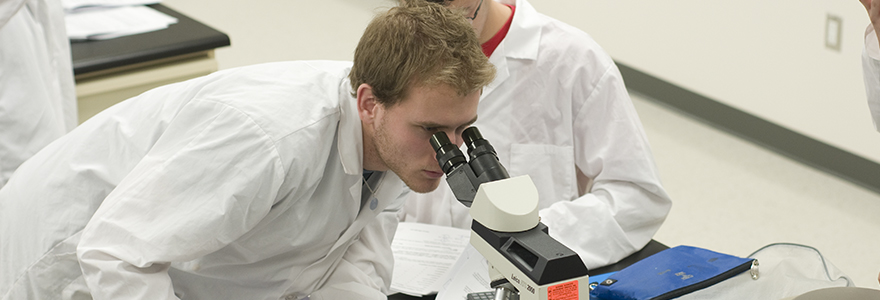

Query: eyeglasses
left=466, top=0, right=483, bottom=21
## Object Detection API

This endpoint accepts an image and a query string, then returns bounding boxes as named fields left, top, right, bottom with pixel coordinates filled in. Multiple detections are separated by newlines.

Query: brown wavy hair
left=350, top=0, right=495, bottom=106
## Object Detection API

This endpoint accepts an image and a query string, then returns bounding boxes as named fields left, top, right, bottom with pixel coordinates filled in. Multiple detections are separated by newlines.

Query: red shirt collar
left=481, top=4, right=516, bottom=57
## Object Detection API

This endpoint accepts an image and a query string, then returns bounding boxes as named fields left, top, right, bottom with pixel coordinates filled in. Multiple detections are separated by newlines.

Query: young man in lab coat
left=0, top=1, right=495, bottom=299
left=399, top=0, right=673, bottom=270
left=0, top=0, right=77, bottom=188
left=861, top=0, right=880, bottom=132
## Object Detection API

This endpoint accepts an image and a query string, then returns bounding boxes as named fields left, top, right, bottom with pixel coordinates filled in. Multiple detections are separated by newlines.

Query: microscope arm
left=431, top=128, right=589, bottom=300
left=471, top=221, right=589, bottom=287
left=467, top=176, right=589, bottom=300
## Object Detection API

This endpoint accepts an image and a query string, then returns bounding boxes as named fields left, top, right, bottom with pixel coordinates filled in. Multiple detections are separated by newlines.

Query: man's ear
left=357, top=83, right=380, bottom=124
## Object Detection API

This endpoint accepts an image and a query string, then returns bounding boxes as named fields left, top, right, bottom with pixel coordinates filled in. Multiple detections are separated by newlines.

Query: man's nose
left=446, top=130, right=464, bottom=148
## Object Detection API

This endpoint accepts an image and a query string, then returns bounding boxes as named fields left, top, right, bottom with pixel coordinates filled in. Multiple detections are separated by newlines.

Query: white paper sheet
left=391, top=222, right=471, bottom=297
left=65, top=5, right=177, bottom=41
left=61, top=0, right=160, bottom=12
left=435, top=245, right=493, bottom=300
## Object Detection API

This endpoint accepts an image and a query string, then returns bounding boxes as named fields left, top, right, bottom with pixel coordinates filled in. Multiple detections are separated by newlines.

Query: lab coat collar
left=337, top=79, right=363, bottom=176
left=336, top=77, right=404, bottom=205
left=497, top=0, right=541, bottom=61
left=483, top=0, right=540, bottom=98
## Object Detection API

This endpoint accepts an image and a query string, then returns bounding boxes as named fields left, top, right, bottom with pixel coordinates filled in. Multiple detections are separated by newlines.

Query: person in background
left=861, top=0, right=880, bottom=132
left=0, top=1, right=495, bottom=299
left=399, top=0, right=673, bottom=269
left=859, top=0, right=880, bottom=286
left=0, top=0, right=77, bottom=188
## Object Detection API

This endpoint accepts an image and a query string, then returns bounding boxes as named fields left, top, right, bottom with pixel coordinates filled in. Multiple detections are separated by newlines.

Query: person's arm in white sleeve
left=0, top=0, right=28, bottom=27
left=317, top=188, right=410, bottom=299
left=77, top=99, right=286, bottom=299
left=862, top=0, right=880, bottom=132
left=312, top=214, right=396, bottom=300
left=863, top=26, right=880, bottom=132
left=861, top=0, right=880, bottom=45
left=539, top=64, right=672, bottom=270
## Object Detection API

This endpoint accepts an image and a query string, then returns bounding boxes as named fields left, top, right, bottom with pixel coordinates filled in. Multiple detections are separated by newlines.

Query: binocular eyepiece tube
left=430, top=132, right=467, bottom=175
left=459, top=127, right=509, bottom=182
left=430, top=127, right=510, bottom=207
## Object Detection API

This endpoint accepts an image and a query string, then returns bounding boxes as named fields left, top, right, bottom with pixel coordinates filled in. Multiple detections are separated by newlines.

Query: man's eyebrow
left=418, top=115, right=478, bottom=130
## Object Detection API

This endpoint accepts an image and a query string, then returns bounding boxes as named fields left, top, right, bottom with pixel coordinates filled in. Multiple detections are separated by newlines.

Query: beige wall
left=530, top=1, right=880, bottom=164
left=164, top=0, right=394, bottom=69
left=166, top=0, right=880, bottom=163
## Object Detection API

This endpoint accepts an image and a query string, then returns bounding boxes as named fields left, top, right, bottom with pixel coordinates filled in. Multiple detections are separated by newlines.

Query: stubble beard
left=372, top=122, right=440, bottom=194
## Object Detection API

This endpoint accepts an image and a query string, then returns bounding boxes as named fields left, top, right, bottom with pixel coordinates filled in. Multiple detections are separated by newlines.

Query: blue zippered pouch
left=591, top=245, right=757, bottom=300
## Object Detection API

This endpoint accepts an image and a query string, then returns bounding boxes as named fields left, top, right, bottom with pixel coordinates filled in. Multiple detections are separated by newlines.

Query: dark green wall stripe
left=616, top=62, right=880, bottom=195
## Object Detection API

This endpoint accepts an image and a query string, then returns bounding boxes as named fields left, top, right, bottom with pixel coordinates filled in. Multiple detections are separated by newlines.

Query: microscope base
left=470, top=231, right=589, bottom=300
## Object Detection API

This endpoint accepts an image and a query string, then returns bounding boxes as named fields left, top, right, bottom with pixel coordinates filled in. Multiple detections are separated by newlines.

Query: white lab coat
left=0, top=0, right=77, bottom=187
left=862, top=25, right=880, bottom=132
left=400, top=0, right=672, bottom=269
left=0, top=61, right=406, bottom=300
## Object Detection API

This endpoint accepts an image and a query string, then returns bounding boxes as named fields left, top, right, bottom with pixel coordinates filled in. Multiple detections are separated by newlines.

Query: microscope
left=431, top=127, right=589, bottom=300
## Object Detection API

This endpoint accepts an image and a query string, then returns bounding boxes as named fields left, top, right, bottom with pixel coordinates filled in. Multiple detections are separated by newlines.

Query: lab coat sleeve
left=862, top=24, right=880, bottom=132
left=312, top=214, right=396, bottom=300
left=538, top=64, right=672, bottom=269
left=77, top=99, right=286, bottom=299
left=0, top=0, right=28, bottom=27
left=312, top=189, right=408, bottom=299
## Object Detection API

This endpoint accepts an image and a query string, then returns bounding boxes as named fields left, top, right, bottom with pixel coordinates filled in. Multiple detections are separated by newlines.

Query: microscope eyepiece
left=431, top=132, right=467, bottom=175
left=429, top=132, right=450, bottom=152
left=430, top=127, right=509, bottom=207
left=461, top=127, right=509, bottom=181
left=462, top=127, right=495, bottom=158
left=462, top=127, right=484, bottom=149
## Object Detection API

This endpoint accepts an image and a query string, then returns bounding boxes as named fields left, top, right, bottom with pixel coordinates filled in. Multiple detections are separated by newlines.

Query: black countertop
left=388, top=240, right=668, bottom=300
left=70, top=4, right=230, bottom=76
